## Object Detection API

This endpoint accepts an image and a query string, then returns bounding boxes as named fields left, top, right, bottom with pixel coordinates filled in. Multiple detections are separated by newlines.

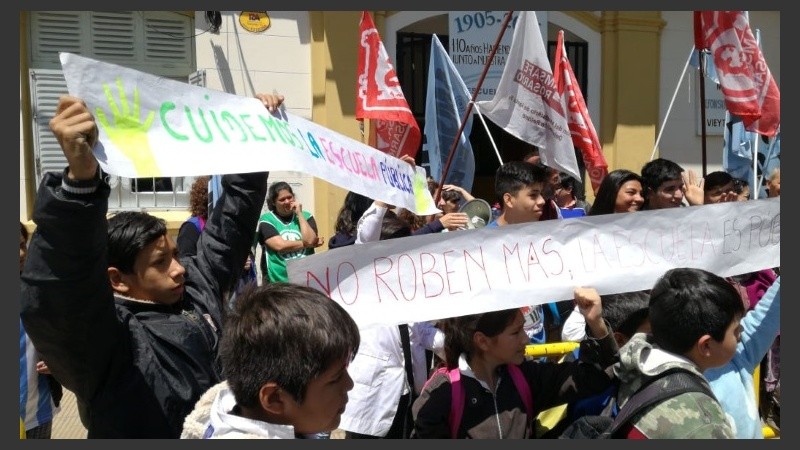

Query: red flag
left=694, top=11, right=780, bottom=137
left=356, top=11, right=421, bottom=159
left=552, top=30, right=607, bottom=194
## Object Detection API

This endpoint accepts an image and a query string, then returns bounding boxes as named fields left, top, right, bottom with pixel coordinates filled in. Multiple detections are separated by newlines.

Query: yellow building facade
left=19, top=11, right=780, bottom=246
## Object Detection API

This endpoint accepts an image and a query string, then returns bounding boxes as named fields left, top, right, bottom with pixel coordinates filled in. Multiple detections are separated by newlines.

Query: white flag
left=476, top=11, right=580, bottom=180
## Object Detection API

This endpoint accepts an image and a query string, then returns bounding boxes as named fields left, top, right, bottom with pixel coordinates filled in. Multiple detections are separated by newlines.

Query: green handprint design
left=95, top=78, right=160, bottom=177
left=413, top=170, right=434, bottom=214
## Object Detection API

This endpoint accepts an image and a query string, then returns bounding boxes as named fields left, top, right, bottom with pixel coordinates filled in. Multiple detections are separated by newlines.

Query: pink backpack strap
left=446, top=368, right=464, bottom=439
left=422, top=366, right=464, bottom=439
left=507, top=364, right=533, bottom=419
left=427, top=365, right=531, bottom=438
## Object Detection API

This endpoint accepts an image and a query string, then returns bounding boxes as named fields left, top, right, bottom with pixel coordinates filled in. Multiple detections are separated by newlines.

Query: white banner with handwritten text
left=289, top=199, right=779, bottom=327
left=58, top=53, right=438, bottom=215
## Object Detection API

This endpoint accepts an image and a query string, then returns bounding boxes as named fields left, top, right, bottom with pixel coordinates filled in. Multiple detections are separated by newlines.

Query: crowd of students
left=19, top=92, right=779, bottom=439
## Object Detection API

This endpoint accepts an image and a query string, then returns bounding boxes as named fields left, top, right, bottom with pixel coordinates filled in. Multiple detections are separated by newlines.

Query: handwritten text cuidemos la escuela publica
left=158, top=97, right=414, bottom=194
left=304, top=211, right=779, bottom=305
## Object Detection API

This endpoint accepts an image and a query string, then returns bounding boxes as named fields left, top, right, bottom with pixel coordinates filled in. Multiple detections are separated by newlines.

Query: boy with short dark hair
left=703, top=170, right=737, bottom=204
left=614, top=267, right=743, bottom=438
left=181, top=283, right=360, bottom=439
left=488, top=160, right=548, bottom=228
left=20, top=93, right=282, bottom=438
left=487, top=161, right=551, bottom=345
left=640, top=158, right=704, bottom=209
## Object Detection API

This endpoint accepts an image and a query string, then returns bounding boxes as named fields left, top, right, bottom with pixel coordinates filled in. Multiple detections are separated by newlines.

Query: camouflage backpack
left=559, top=368, right=714, bottom=439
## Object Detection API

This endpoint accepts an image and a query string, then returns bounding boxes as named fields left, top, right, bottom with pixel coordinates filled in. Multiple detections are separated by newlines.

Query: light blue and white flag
left=689, top=48, right=719, bottom=84
left=723, top=114, right=779, bottom=199
left=424, top=34, right=475, bottom=192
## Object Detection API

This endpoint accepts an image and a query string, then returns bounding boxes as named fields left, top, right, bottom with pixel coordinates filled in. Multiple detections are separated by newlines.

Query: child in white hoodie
left=181, top=283, right=360, bottom=439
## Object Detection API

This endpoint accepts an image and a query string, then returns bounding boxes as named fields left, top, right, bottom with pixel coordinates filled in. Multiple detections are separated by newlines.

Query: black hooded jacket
left=21, top=169, right=268, bottom=438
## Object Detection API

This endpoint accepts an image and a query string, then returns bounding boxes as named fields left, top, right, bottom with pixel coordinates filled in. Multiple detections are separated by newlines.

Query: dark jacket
left=328, top=231, right=356, bottom=249
left=412, top=218, right=445, bottom=235
left=411, top=330, right=617, bottom=439
left=20, top=169, right=268, bottom=438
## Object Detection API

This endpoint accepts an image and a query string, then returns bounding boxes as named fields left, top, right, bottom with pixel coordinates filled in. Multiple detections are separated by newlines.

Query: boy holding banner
left=20, top=93, right=282, bottom=438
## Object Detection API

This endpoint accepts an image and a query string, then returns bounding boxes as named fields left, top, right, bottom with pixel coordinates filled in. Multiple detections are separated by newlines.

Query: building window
left=27, top=11, right=196, bottom=211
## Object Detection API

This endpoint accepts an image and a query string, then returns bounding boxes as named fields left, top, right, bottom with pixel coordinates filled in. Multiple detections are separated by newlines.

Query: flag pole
left=650, top=45, right=695, bottom=161
left=436, top=11, right=515, bottom=204
left=471, top=102, right=504, bottom=166
left=698, top=50, right=708, bottom=177
left=752, top=133, right=760, bottom=199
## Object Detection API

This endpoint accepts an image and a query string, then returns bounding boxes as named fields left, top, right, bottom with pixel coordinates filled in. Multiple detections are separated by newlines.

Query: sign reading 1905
left=452, top=11, right=518, bottom=33
left=448, top=11, right=546, bottom=102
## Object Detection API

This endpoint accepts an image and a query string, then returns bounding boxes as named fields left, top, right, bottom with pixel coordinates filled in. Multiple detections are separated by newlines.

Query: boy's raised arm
left=186, top=93, right=282, bottom=319
left=51, top=95, right=100, bottom=181
left=21, top=95, right=119, bottom=400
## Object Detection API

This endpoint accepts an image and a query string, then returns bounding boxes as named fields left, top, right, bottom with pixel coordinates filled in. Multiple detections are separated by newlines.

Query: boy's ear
left=502, top=192, right=513, bottom=209
left=259, top=382, right=288, bottom=415
left=696, top=334, right=714, bottom=358
left=107, top=267, right=130, bottom=294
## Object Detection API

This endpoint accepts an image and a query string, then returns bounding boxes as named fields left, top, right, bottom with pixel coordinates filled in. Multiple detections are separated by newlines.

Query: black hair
left=649, top=268, right=745, bottom=355
left=494, top=161, right=547, bottom=204
left=380, top=210, right=412, bottom=241
left=20, top=221, right=29, bottom=241
left=732, top=178, right=749, bottom=197
left=524, top=147, right=540, bottom=160
left=334, top=191, right=374, bottom=235
left=440, top=308, right=520, bottom=369
left=221, top=282, right=360, bottom=406
left=107, top=211, right=168, bottom=273
left=601, top=290, right=650, bottom=339
left=588, top=169, right=643, bottom=216
left=559, top=173, right=578, bottom=191
left=640, top=158, right=684, bottom=194
left=441, top=189, right=463, bottom=205
left=703, top=171, right=734, bottom=193
left=266, top=181, right=294, bottom=212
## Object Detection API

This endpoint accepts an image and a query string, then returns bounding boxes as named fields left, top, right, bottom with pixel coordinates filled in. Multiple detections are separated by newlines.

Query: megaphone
left=458, top=198, right=492, bottom=229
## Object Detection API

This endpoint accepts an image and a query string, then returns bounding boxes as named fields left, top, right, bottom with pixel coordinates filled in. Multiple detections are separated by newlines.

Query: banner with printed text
left=59, top=52, right=438, bottom=216
left=289, top=199, right=779, bottom=327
